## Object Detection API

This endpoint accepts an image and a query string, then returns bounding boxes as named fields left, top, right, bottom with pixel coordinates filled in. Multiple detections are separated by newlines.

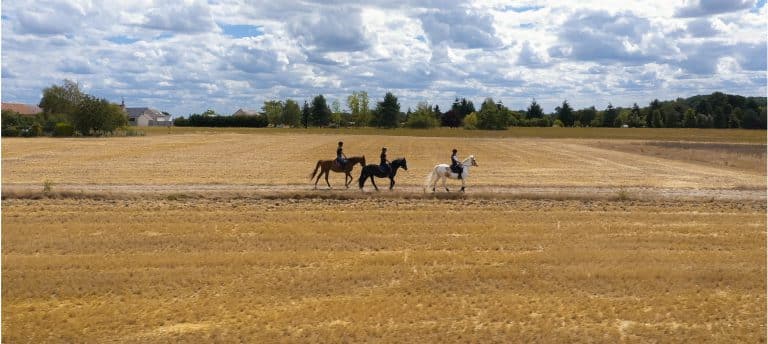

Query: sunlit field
left=2, top=130, right=765, bottom=189
left=2, top=197, right=765, bottom=342
left=2, top=128, right=766, bottom=342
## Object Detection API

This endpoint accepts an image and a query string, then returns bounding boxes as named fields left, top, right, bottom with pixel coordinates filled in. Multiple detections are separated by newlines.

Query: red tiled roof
left=2, top=103, right=42, bottom=116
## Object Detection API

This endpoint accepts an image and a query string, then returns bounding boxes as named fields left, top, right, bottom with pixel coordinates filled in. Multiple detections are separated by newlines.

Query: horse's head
left=359, top=155, right=366, bottom=167
left=469, top=155, right=478, bottom=167
left=394, top=158, right=408, bottom=171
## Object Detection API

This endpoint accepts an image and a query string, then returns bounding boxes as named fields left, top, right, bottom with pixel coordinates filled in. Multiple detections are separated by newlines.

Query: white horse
left=424, top=155, right=478, bottom=192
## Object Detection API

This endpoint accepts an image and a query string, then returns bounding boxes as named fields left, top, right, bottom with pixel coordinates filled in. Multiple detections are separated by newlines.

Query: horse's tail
left=424, top=166, right=438, bottom=192
left=309, top=160, right=322, bottom=180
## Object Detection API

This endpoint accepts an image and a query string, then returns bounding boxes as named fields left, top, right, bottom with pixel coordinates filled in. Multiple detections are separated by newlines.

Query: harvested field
left=2, top=133, right=765, bottom=189
left=2, top=197, right=765, bottom=342
left=594, top=141, right=766, bottom=174
left=2, top=130, right=766, bottom=342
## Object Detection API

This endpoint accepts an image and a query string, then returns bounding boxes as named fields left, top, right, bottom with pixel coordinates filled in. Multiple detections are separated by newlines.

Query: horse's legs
left=432, top=174, right=439, bottom=192
left=324, top=170, right=332, bottom=189
left=371, top=176, right=379, bottom=191
left=460, top=177, right=466, bottom=192
left=389, top=177, right=395, bottom=190
left=443, top=175, right=449, bottom=192
left=347, top=171, right=353, bottom=188
left=313, top=167, right=324, bottom=189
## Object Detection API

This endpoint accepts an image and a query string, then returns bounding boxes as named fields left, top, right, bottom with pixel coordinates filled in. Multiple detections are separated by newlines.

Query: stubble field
left=2, top=129, right=766, bottom=342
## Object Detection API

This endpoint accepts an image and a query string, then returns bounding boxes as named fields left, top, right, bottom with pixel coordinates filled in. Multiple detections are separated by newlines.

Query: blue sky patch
left=753, top=0, right=766, bottom=12
left=107, top=35, right=140, bottom=45
left=221, top=24, right=264, bottom=38
left=502, top=5, right=544, bottom=12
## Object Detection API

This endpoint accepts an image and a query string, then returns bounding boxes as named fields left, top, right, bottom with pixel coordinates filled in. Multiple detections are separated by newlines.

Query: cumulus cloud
left=419, top=8, right=503, bottom=49
left=686, top=18, right=722, bottom=37
left=548, top=10, right=672, bottom=65
left=675, top=0, right=756, bottom=17
left=0, top=0, right=765, bottom=114
left=289, top=7, right=369, bottom=52
left=516, top=41, right=550, bottom=68
left=140, top=1, right=217, bottom=33
left=14, top=0, right=88, bottom=35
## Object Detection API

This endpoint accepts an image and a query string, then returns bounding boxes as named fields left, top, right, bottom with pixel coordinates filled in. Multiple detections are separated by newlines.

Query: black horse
left=358, top=158, right=408, bottom=191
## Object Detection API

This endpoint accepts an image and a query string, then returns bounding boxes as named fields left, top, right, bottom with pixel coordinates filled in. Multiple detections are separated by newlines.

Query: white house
left=232, top=108, right=260, bottom=116
left=126, top=107, right=172, bottom=126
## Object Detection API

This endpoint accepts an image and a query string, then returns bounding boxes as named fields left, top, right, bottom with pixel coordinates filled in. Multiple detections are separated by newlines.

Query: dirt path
left=3, top=183, right=764, bottom=201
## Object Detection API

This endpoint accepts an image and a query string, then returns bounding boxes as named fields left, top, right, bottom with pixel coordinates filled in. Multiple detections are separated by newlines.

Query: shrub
left=54, top=123, right=75, bottom=137
left=405, top=111, right=439, bottom=129
left=2, top=126, right=19, bottom=137
left=552, top=119, right=564, bottom=127
left=463, top=113, right=478, bottom=130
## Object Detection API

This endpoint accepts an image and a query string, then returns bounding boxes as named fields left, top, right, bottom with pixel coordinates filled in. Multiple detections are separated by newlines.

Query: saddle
left=450, top=165, right=462, bottom=173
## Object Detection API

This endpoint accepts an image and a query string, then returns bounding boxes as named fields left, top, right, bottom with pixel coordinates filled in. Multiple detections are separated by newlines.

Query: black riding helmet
left=452, top=148, right=457, bottom=153
left=338, top=141, right=343, bottom=146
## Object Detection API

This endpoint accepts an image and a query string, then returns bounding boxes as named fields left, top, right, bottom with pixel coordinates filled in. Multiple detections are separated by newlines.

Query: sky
left=1, top=0, right=766, bottom=116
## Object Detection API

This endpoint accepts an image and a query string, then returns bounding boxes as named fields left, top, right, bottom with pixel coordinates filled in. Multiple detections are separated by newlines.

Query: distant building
left=126, top=107, right=172, bottom=126
left=232, top=108, right=260, bottom=116
left=1, top=102, right=42, bottom=116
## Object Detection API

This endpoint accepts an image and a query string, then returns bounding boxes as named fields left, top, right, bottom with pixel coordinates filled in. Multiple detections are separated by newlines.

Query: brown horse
left=310, top=156, right=366, bottom=189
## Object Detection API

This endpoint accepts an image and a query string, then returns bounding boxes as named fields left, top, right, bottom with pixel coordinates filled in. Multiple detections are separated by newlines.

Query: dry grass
left=140, top=126, right=767, bottom=143
left=3, top=133, right=765, bottom=189
left=595, top=141, right=767, bottom=175
left=2, top=198, right=765, bottom=342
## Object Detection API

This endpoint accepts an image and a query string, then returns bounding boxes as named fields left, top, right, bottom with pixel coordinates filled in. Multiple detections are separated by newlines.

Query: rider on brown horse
left=336, top=141, right=348, bottom=168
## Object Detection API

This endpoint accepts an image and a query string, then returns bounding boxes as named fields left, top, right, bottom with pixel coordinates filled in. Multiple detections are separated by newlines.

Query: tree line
left=4, top=80, right=766, bottom=137
left=174, top=91, right=767, bottom=130
left=2, top=79, right=128, bottom=137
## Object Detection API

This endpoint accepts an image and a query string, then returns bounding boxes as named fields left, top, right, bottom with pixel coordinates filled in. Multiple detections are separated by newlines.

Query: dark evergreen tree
left=526, top=99, right=544, bottom=119
left=376, top=92, right=400, bottom=128
left=301, top=100, right=311, bottom=128
left=310, top=95, right=331, bottom=127
left=554, top=100, right=574, bottom=127
left=602, top=103, right=618, bottom=127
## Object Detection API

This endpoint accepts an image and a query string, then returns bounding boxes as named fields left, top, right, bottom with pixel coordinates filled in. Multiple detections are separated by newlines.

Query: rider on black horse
left=336, top=141, right=348, bottom=168
left=451, top=148, right=463, bottom=179
left=380, top=147, right=391, bottom=175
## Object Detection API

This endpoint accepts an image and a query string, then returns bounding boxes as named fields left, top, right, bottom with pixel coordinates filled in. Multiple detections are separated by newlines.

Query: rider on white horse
left=450, top=148, right=463, bottom=179
left=425, top=154, right=478, bottom=192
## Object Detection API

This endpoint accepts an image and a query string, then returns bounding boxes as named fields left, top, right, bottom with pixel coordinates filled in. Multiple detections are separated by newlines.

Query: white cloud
left=1, top=0, right=765, bottom=115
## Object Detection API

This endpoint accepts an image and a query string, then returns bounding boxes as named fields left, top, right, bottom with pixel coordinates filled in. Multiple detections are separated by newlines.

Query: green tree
left=282, top=99, right=301, bottom=127
left=39, top=79, right=83, bottom=119
left=311, top=95, right=331, bottom=127
left=602, top=103, right=617, bottom=127
left=301, top=100, right=311, bottom=128
left=577, top=106, right=597, bottom=126
left=628, top=103, right=643, bottom=127
left=346, top=91, right=370, bottom=126
left=728, top=108, right=743, bottom=128
left=526, top=98, right=544, bottom=119
left=376, top=92, right=400, bottom=128
left=647, top=99, right=662, bottom=127
left=463, top=112, right=478, bottom=129
left=262, top=100, right=284, bottom=126
left=330, top=99, right=343, bottom=127
left=683, top=108, right=697, bottom=128
left=554, top=100, right=574, bottom=127
left=477, top=98, right=508, bottom=130
left=651, top=109, right=664, bottom=128
left=405, top=102, right=439, bottom=128
left=71, top=95, right=127, bottom=136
